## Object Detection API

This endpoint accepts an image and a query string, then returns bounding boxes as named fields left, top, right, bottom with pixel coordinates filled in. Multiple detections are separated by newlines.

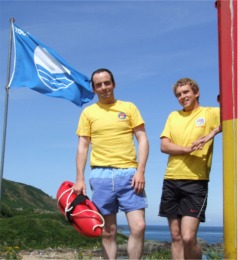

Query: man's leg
left=168, top=218, right=184, bottom=259
left=181, top=216, right=202, bottom=259
left=102, top=213, right=117, bottom=259
left=126, top=209, right=145, bottom=260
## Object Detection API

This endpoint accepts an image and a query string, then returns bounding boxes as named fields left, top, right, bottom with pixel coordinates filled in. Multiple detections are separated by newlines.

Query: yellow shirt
left=161, top=107, right=220, bottom=180
left=76, top=100, right=145, bottom=168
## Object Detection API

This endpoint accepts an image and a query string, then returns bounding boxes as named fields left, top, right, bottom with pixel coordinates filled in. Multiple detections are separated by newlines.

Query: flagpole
left=0, top=18, right=15, bottom=200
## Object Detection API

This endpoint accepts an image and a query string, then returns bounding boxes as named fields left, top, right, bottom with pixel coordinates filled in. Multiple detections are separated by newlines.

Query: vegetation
left=0, top=178, right=127, bottom=258
left=0, top=178, right=57, bottom=217
left=0, top=246, right=21, bottom=260
left=0, top=179, right=223, bottom=259
left=143, top=248, right=171, bottom=259
left=0, top=212, right=104, bottom=249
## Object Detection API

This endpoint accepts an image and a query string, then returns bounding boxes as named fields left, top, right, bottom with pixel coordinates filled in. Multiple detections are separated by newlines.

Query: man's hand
left=191, top=125, right=222, bottom=151
left=73, top=180, right=87, bottom=196
left=191, top=136, right=208, bottom=150
left=131, top=170, right=145, bottom=194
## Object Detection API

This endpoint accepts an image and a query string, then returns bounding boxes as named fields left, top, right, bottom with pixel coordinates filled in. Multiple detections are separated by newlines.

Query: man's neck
left=183, top=103, right=199, bottom=112
left=98, top=99, right=116, bottom=105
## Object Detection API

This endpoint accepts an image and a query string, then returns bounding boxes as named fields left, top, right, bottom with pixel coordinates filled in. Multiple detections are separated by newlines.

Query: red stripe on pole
left=217, top=0, right=237, bottom=121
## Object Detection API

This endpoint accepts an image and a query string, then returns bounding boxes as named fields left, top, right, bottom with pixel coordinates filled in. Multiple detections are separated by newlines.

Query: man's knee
left=182, top=233, right=197, bottom=247
left=171, top=232, right=183, bottom=243
left=130, top=219, right=146, bottom=236
left=102, top=224, right=117, bottom=240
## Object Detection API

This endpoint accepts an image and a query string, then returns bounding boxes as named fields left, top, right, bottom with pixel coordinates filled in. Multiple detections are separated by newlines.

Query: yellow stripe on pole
left=223, top=118, right=238, bottom=259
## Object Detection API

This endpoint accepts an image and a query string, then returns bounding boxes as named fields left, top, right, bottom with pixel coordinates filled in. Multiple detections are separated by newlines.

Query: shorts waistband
left=91, top=166, right=131, bottom=170
left=90, top=167, right=136, bottom=178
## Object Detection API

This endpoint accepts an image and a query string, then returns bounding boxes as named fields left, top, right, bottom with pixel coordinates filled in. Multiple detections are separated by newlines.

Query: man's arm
left=191, top=125, right=222, bottom=150
left=161, top=125, right=222, bottom=155
left=132, top=124, right=149, bottom=194
left=160, top=137, right=194, bottom=155
left=73, top=136, right=90, bottom=195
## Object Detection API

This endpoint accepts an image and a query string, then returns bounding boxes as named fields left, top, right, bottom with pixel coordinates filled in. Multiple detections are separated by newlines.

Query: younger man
left=159, top=78, right=221, bottom=259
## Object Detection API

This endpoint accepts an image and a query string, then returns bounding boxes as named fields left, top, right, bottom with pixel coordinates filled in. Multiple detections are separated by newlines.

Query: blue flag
left=9, top=24, right=94, bottom=107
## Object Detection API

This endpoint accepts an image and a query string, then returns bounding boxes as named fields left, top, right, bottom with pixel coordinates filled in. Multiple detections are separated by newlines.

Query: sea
left=118, top=225, right=223, bottom=244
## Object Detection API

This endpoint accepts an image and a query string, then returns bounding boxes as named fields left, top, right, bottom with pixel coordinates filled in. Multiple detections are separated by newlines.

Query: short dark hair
left=91, top=68, right=115, bottom=89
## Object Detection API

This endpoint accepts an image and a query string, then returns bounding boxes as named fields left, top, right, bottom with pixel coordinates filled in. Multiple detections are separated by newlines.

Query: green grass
left=143, top=248, right=171, bottom=259
left=0, top=179, right=223, bottom=259
left=0, top=212, right=103, bottom=250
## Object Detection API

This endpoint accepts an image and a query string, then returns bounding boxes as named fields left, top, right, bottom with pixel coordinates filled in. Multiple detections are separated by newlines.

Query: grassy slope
left=0, top=179, right=127, bottom=250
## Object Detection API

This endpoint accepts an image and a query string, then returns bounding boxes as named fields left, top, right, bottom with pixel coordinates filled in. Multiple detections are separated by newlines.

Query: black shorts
left=159, top=180, right=208, bottom=222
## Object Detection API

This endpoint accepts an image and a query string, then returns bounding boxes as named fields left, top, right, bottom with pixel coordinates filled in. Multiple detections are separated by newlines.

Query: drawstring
left=57, top=188, right=74, bottom=213
left=112, top=169, right=115, bottom=191
left=70, top=210, right=105, bottom=231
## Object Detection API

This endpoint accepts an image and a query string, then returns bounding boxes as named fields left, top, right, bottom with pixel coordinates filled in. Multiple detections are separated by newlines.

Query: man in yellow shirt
left=159, top=78, right=221, bottom=259
left=73, top=68, right=149, bottom=259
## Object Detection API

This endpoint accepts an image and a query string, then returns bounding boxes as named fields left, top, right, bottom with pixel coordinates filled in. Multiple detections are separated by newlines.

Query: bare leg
left=181, top=216, right=202, bottom=259
left=126, top=209, right=146, bottom=260
left=102, top=214, right=117, bottom=259
left=168, top=218, right=184, bottom=259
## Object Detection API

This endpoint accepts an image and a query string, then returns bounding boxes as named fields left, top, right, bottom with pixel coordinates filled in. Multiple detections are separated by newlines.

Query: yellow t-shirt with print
left=160, top=107, right=220, bottom=180
left=76, top=100, right=145, bottom=168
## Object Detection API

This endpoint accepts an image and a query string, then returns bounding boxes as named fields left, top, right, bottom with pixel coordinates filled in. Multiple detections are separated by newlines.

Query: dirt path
left=19, top=249, right=103, bottom=259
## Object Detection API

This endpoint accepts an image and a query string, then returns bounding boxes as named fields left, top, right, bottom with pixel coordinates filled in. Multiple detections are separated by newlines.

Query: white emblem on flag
left=34, top=46, right=74, bottom=91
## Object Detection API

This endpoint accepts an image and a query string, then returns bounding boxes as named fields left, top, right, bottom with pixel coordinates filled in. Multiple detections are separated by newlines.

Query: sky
left=0, top=0, right=223, bottom=227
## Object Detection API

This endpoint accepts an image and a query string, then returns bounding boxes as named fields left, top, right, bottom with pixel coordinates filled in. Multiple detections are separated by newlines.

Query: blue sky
left=0, top=0, right=223, bottom=227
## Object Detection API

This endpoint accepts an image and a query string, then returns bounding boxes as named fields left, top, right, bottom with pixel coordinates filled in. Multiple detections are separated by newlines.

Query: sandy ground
left=19, top=249, right=103, bottom=260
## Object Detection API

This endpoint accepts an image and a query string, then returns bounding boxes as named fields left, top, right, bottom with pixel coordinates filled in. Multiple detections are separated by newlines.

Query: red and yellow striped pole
left=216, top=0, right=237, bottom=258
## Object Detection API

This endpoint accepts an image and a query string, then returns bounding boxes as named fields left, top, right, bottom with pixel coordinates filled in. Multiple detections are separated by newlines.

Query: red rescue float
left=56, top=181, right=104, bottom=237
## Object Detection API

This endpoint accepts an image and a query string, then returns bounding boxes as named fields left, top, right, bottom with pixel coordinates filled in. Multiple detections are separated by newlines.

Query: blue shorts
left=89, top=167, right=148, bottom=215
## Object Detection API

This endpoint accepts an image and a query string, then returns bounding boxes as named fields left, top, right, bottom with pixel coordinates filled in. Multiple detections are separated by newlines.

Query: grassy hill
left=0, top=179, right=127, bottom=251
left=0, top=178, right=57, bottom=217
left=0, top=179, right=223, bottom=259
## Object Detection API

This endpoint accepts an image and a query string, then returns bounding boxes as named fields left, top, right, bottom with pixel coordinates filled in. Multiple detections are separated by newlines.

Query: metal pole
left=0, top=18, right=15, bottom=199
left=216, top=0, right=237, bottom=258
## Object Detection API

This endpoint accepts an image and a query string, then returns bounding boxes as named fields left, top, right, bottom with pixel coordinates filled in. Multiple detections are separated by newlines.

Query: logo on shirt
left=195, top=117, right=205, bottom=127
left=118, top=112, right=127, bottom=120
left=190, top=209, right=198, bottom=213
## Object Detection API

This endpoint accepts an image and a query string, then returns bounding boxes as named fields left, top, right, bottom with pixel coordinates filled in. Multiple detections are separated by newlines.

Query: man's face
left=175, top=84, right=199, bottom=111
left=92, top=71, right=115, bottom=103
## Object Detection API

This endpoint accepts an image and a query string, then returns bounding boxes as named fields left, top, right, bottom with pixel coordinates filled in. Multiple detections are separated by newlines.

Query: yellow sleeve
left=76, top=109, right=91, bottom=137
